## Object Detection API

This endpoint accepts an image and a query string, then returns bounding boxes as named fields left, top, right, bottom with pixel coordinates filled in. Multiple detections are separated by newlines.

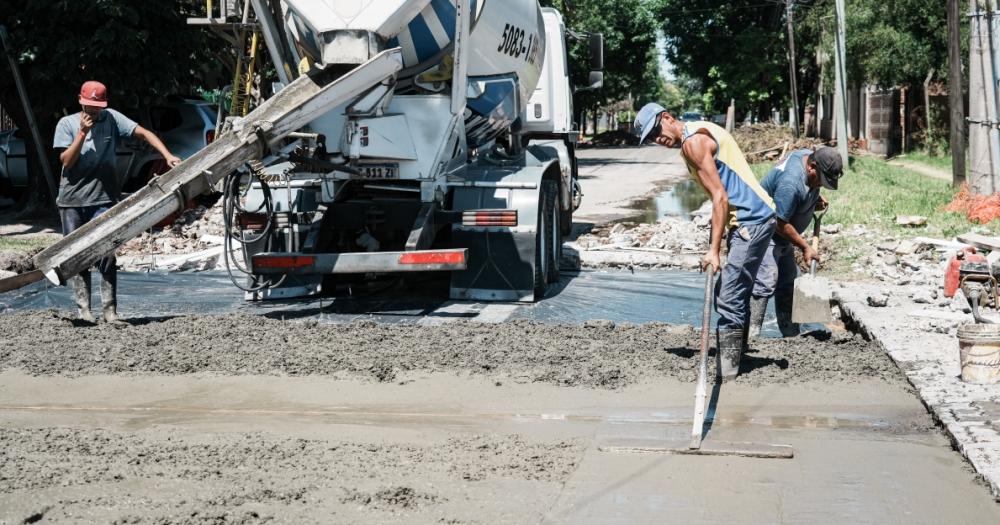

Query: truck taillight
left=252, top=255, right=315, bottom=269
left=399, top=251, right=466, bottom=265
left=462, top=210, right=518, bottom=227
left=206, top=129, right=215, bottom=144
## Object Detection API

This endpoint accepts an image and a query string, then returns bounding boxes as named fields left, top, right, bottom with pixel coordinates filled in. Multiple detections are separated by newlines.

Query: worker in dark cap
left=749, top=147, right=843, bottom=337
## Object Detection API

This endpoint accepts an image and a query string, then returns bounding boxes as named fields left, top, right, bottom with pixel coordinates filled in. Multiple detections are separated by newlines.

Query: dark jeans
left=59, top=205, right=116, bottom=284
left=715, top=219, right=776, bottom=330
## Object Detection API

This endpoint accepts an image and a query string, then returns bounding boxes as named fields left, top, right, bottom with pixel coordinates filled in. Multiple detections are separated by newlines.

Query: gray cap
left=812, top=147, right=843, bottom=190
left=632, top=102, right=666, bottom=144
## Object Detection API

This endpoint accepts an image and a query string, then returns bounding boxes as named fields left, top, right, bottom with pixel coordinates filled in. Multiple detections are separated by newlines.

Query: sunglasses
left=644, top=113, right=665, bottom=144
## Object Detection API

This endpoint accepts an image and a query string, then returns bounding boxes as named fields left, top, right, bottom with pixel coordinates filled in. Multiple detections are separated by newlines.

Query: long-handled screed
left=600, top=252, right=793, bottom=459
left=689, top=271, right=714, bottom=449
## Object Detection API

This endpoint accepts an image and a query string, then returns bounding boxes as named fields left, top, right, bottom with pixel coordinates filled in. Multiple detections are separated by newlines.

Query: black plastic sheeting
left=0, top=269, right=802, bottom=336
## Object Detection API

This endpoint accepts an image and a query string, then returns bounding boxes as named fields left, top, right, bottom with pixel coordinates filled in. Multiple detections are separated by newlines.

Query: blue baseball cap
left=633, top=102, right=667, bottom=144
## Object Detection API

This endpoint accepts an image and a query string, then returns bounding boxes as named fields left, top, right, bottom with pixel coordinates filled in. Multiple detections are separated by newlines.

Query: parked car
left=0, top=96, right=218, bottom=198
left=681, top=111, right=703, bottom=122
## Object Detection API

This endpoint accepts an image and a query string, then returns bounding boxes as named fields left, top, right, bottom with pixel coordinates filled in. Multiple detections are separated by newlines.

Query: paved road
left=573, top=145, right=687, bottom=226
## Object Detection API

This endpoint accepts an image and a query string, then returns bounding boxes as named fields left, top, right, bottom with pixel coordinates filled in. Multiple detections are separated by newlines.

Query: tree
left=800, top=0, right=950, bottom=90
left=661, top=75, right=703, bottom=114
left=541, top=0, right=664, bottom=129
left=656, top=0, right=788, bottom=117
left=0, top=0, right=226, bottom=210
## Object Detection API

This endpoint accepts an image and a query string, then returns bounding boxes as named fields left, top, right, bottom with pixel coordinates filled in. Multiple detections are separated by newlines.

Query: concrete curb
left=836, top=283, right=1000, bottom=500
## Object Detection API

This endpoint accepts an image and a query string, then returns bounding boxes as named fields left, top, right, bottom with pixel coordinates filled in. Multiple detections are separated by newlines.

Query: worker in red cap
left=52, top=80, right=182, bottom=323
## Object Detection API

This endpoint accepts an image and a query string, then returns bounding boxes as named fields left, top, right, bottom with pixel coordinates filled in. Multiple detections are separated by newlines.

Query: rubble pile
left=118, top=203, right=226, bottom=258
left=731, top=123, right=821, bottom=163
left=0, top=248, right=39, bottom=279
left=567, top=204, right=711, bottom=270
left=848, top=232, right=948, bottom=288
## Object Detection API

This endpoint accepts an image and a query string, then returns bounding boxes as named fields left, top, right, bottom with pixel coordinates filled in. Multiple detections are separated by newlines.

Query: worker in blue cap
left=633, top=103, right=775, bottom=380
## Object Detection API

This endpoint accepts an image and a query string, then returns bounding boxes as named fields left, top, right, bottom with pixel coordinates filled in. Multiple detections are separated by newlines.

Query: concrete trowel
left=791, top=209, right=833, bottom=324
left=599, top=271, right=793, bottom=459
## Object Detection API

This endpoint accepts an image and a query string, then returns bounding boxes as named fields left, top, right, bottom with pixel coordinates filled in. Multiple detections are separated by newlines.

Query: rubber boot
left=774, top=292, right=800, bottom=337
left=748, top=296, right=769, bottom=339
left=71, top=273, right=95, bottom=323
left=716, top=328, right=744, bottom=381
left=100, top=275, right=120, bottom=323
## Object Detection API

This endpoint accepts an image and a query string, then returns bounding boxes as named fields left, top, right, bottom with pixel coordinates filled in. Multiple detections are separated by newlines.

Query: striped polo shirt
left=682, top=121, right=775, bottom=228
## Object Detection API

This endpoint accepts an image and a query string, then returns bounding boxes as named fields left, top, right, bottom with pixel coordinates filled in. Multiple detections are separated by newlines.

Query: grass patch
left=750, top=155, right=999, bottom=277
left=825, top=156, right=998, bottom=238
left=895, top=151, right=953, bottom=172
left=0, top=235, right=57, bottom=254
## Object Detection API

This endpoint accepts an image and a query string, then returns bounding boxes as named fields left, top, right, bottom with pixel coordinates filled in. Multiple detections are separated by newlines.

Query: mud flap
left=450, top=229, right=537, bottom=301
left=448, top=157, right=556, bottom=302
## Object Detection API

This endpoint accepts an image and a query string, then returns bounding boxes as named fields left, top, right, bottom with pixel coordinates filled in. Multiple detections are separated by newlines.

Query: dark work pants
left=59, top=205, right=116, bottom=285
left=715, top=218, right=776, bottom=330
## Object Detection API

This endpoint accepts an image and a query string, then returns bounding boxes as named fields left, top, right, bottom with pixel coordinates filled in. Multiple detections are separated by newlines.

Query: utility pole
left=833, top=0, right=849, bottom=165
left=950, top=0, right=967, bottom=187
left=969, top=0, right=998, bottom=195
left=785, top=0, right=800, bottom=138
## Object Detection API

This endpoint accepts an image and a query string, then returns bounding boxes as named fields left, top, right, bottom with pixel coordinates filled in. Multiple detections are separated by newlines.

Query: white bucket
left=957, top=324, right=1000, bottom=384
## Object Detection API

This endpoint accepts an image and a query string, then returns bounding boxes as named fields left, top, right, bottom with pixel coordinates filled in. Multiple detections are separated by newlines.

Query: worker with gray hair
left=749, top=147, right=843, bottom=337
left=633, top=103, right=775, bottom=381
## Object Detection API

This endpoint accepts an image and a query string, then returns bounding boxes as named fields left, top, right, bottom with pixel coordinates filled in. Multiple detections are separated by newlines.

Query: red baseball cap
left=79, top=80, right=108, bottom=108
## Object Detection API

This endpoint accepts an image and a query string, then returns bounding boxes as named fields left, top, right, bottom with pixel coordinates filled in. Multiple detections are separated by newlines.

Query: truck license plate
left=358, top=163, right=399, bottom=179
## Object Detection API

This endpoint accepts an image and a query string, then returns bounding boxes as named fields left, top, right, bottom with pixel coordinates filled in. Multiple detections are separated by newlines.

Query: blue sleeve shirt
left=759, top=149, right=820, bottom=245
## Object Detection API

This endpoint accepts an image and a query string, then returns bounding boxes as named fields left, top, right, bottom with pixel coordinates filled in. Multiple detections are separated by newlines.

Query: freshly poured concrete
left=2, top=371, right=998, bottom=523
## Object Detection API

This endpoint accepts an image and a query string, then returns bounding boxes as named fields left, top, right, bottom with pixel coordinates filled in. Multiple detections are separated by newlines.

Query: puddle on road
left=628, top=180, right=707, bottom=224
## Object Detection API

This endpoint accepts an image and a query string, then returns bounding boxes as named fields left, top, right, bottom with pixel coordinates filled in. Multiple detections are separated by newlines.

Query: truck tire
left=533, top=181, right=555, bottom=299
left=545, top=181, right=561, bottom=283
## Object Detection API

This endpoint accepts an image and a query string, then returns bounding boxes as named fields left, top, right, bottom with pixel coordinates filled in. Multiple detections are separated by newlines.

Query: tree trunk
left=948, top=0, right=967, bottom=187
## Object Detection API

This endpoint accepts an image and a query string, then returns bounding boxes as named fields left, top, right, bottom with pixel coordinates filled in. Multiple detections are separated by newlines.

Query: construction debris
left=731, top=123, right=821, bottom=163
left=895, top=215, right=928, bottom=227
left=568, top=204, right=711, bottom=270
left=116, top=200, right=226, bottom=271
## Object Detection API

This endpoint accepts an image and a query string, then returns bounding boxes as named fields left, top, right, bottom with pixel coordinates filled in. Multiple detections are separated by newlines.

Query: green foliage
left=661, top=75, right=702, bottom=114
left=0, top=0, right=227, bottom=203
left=801, top=0, right=950, bottom=90
left=540, top=0, right=663, bottom=114
left=656, top=0, right=788, bottom=115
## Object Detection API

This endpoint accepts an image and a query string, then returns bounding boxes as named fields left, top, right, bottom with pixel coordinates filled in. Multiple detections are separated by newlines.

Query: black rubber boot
left=716, top=328, right=744, bottom=381
left=774, top=292, right=800, bottom=337
left=71, top=272, right=94, bottom=323
left=748, top=296, right=769, bottom=339
left=100, top=275, right=120, bottom=323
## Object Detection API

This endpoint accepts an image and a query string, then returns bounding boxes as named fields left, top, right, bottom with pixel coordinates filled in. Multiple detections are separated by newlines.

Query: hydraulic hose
left=222, top=167, right=286, bottom=292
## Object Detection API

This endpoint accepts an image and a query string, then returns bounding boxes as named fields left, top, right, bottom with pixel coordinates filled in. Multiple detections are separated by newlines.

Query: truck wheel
left=533, top=181, right=554, bottom=299
left=546, top=181, right=561, bottom=283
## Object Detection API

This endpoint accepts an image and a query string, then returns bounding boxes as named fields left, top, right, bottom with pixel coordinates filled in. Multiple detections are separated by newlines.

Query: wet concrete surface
left=0, top=308, right=886, bottom=388
left=2, top=274, right=999, bottom=521
left=2, top=372, right=999, bottom=523
left=0, top=269, right=798, bottom=336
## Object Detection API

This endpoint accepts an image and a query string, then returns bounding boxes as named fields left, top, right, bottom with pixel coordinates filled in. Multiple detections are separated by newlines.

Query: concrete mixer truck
left=16, top=0, right=603, bottom=302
